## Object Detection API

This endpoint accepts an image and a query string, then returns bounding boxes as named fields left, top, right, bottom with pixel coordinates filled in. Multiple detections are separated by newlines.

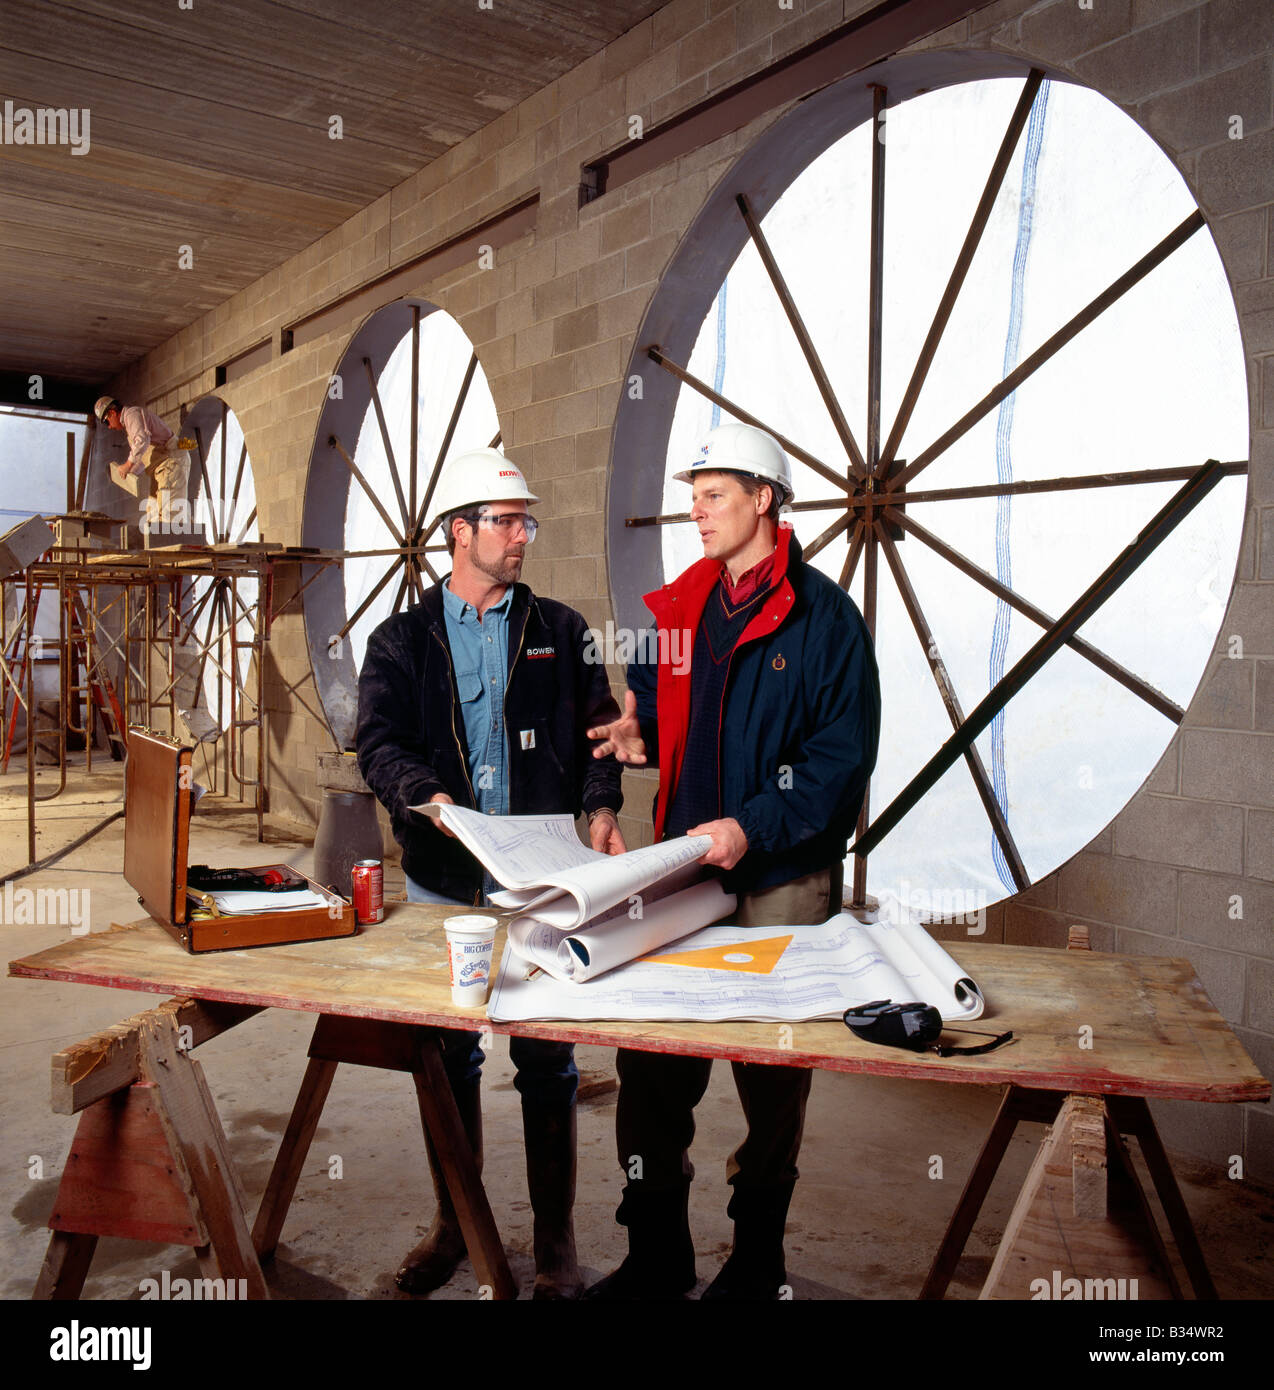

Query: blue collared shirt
left=442, top=579, right=510, bottom=816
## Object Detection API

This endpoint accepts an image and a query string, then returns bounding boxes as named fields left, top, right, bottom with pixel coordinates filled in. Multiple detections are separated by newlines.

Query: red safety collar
left=641, top=524, right=797, bottom=838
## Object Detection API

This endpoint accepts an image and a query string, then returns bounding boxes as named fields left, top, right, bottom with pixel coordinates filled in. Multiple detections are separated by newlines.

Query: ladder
left=0, top=582, right=126, bottom=773
left=0, top=604, right=40, bottom=774
left=66, top=589, right=127, bottom=763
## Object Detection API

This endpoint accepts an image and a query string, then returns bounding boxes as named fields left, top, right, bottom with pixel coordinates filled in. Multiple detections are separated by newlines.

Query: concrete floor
left=2, top=760, right=1272, bottom=1302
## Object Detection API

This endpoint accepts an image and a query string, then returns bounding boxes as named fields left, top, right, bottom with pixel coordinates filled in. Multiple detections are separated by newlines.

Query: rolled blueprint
left=508, top=877, right=736, bottom=983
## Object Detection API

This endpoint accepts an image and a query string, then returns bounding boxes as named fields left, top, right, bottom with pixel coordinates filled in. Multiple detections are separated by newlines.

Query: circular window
left=302, top=301, right=501, bottom=745
left=180, top=396, right=260, bottom=733
left=609, top=59, right=1248, bottom=913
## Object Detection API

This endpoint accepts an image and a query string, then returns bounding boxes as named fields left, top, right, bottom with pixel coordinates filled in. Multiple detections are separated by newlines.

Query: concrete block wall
left=111, top=0, right=1273, bottom=1175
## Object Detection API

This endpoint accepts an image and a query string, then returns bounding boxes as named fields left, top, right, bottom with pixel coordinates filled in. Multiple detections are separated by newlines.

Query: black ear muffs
left=843, top=999, right=1015, bottom=1057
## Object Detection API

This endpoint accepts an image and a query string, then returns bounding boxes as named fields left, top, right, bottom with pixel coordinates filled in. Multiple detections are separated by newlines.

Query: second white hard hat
left=426, top=448, right=540, bottom=532
left=93, top=396, right=119, bottom=422
left=673, top=422, right=793, bottom=504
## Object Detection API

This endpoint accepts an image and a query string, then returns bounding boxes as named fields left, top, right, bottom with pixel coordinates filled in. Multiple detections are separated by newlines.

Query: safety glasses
left=466, top=511, right=538, bottom=541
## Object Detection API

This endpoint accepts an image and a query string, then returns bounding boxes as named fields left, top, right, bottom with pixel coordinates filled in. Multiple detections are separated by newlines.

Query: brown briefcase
left=123, top=726, right=357, bottom=952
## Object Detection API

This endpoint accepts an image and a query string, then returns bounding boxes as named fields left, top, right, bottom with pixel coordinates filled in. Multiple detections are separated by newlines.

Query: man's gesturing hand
left=588, top=689, right=647, bottom=764
left=687, top=818, right=748, bottom=871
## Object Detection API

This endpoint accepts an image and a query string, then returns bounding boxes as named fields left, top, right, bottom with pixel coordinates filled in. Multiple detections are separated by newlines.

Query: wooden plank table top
left=9, top=905, right=1268, bottom=1105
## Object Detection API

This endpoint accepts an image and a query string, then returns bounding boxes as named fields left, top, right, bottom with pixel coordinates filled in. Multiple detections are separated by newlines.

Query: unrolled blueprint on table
left=488, top=911, right=985, bottom=1023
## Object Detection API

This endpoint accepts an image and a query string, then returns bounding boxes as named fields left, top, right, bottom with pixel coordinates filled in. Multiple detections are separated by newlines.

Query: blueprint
left=488, top=912, right=985, bottom=1023
left=412, top=806, right=597, bottom=886
left=507, top=867, right=736, bottom=981
left=491, top=833, right=713, bottom=927
left=413, top=803, right=711, bottom=924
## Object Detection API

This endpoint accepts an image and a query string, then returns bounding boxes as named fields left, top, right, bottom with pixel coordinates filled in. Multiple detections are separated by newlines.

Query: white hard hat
left=426, top=448, right=540, bottom=532
left=93, top=396, right=119, bottom=422
left=674, top=422, right=793, bottom=504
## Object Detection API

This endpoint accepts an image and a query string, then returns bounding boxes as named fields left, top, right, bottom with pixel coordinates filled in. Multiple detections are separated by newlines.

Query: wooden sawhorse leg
left=922, top=1085, right=1216, bottom=1300
left=33, top=1233, right=98, bottom=1300
left=1106, top=1095, right=1218, bottom=1300
left=253, top=1014, right=516, bottom=1300
left=920, top=1084, right=1061, bottom=1299
left=251, top=1057, right=337, bottom=1259
left=34, top=1001, right=268, bottom=1300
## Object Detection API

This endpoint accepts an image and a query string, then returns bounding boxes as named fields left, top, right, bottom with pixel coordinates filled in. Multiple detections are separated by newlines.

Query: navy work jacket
left=356, top=580, right=622, bottom=903
left=628, top=526, right=880, bottom=894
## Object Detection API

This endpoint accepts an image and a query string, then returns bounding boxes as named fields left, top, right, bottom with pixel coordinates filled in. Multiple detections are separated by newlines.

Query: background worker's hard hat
left=674, top=421, right=794, bottom=504
left=93, top=396, right=119, bottom=422
left=426, top=448, right=540, bottom=532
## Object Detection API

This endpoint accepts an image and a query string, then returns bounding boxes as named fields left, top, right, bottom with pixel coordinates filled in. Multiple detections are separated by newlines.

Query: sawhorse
left=34, top=1004, right=514, bottom=1300
left=923, top=929, right=1217, bottom=1300
left=252, top=1013, right=516, bottom=1299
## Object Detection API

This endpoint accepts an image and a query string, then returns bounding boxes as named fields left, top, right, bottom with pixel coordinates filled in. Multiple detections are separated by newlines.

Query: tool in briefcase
left=123, top=725, right=357, bottom=952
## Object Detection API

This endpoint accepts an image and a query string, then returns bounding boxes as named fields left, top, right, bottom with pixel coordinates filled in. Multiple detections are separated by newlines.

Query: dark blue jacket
left=628, top=526, right=880, bottom=894
left=356, top=581, right=623, bottom=902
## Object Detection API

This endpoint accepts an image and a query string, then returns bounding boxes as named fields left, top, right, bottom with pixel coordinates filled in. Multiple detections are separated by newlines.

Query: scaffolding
left=0, top=544, right=341, bottom=869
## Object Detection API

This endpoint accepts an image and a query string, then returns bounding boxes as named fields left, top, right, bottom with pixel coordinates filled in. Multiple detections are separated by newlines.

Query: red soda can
left=352, top=859, right=383, bottom=924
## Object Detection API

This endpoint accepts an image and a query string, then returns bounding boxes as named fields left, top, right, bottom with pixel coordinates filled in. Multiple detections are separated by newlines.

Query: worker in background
left=94, top=396, right=190, bottom=530
left=356, top=448, right=625, bottom=1299
left=586, top=422, right=881, bottom=1300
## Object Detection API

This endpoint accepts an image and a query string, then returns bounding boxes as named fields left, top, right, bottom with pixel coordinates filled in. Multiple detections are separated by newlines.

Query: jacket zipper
left=502, top=601, right=532, bottom=807
left=431, top=627, right=477, bottom=806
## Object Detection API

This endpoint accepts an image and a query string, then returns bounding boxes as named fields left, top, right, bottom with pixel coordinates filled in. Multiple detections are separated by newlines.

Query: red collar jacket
left=630, top=526, right=881, bottom=894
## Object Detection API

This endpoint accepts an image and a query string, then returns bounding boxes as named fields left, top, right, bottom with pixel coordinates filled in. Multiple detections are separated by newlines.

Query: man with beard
left=356, top=448, right=625, bottom=1298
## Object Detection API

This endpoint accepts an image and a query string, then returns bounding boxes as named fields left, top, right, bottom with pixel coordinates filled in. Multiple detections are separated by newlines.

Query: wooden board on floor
left=9, top=909, right=1269, bottom=1103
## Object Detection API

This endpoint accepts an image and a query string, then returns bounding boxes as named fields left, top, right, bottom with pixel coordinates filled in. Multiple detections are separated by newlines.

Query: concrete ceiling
left=0, top=0, right=665, bottom=400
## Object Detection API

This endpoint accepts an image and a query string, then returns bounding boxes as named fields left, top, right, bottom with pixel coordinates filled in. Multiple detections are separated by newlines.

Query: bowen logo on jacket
left=525, top=645, right=556, bottom=658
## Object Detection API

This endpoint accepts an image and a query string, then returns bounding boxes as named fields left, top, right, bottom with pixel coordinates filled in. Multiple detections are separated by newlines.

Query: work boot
left=395, top=1077, right=481, bottom=1295
left=583, top=1182, right=696, bottom=1300
left=700, top=1181, right=796, bottom=1301
left=521, top=1098, right=583, bottom=1300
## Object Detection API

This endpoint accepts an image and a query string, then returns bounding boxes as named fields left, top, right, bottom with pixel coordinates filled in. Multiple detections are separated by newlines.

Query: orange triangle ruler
left=643, top=934, right=793, bottom=974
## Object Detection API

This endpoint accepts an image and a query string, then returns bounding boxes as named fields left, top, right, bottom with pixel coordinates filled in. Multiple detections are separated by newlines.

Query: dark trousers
left=406, top=875, right=578, bottom=1107
left=614, top=865, right=839, bottom=1199
left=437, top=1028, right=578, bottom=1108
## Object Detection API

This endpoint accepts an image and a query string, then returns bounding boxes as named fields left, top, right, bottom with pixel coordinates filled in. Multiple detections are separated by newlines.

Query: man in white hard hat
left=587, top=421, right=880, bottom=1300
left=356, top=447, right=625, bottom=1299
left=94, top=396, right=190, bottom=529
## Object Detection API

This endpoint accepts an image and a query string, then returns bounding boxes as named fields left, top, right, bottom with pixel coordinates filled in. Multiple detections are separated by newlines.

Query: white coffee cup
left=443, top=914, right=499, bottom=1006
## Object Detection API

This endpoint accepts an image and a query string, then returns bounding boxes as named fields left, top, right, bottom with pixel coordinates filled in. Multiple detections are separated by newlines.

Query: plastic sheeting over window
left=187, top=405, right=259, bottom=728
left=663, top=78, right=1246, bottom=910
left=344, top=309, right=500, bottom=671
left=0, top=408, right=88, bottom=523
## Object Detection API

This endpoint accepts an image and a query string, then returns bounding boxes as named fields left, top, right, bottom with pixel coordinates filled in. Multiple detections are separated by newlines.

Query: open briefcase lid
left=123, top=726, right=194, bottom=928
left=122, top=725, right=357, bottom=952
